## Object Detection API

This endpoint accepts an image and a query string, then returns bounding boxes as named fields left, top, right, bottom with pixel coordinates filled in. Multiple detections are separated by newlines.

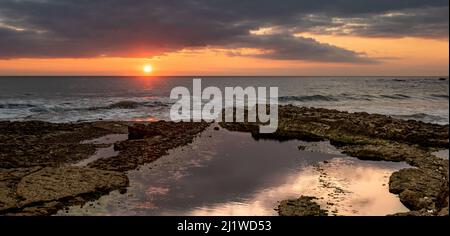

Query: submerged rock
left=277, top=196, right=328, bottom=216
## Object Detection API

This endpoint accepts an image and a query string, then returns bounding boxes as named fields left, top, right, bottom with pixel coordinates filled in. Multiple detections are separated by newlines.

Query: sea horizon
left=1, top=75, right=449, bottom=77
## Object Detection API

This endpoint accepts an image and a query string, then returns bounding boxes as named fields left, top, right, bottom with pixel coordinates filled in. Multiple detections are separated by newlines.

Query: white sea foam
left=0, top=76, right=448, bottom=124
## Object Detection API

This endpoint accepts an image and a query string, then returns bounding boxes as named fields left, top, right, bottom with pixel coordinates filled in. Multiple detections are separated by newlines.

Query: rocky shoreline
left=0, top=120, right=209, bottom=215
left=220, top=105, right=449, bottom=216
left=0, top=105, right=448, bottom=216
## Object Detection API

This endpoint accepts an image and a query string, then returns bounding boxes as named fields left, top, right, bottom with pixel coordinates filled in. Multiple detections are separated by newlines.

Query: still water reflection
left=59, top=125, right=409, bottom=216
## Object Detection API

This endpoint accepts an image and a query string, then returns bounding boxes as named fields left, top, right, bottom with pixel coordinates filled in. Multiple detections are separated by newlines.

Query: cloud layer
left=0, top=0, right=448, bottom=62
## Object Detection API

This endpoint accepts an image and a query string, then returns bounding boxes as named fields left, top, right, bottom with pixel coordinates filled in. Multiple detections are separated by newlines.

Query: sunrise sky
left=0, top=0, right=448, bottom=76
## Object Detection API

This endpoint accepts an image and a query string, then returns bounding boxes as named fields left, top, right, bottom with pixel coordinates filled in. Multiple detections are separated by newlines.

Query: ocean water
left=0, top=76, right=448, bottom=124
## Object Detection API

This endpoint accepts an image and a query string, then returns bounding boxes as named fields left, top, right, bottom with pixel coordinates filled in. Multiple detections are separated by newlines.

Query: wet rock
left=0, top=121, right=128, bottom=168
left=1, top=166, right=127, bottom=215
left=0, top=120, right=208, bottom=215
left=340, top=142, right=431, bottom=164
left=2, top=107, right=448, bottom=216
left=389, top=165, right=448, bottom=213
left=436, top=179, right=449, bottom=211
left=88, top=121, right=210, bottom=172
left=0, top=167, right=42, bottom=212
left=16, top=167, right=128, bottom=205
left=437, top=207, right=449, bottom=216
left=390, top=209, right=435, bottom=216
left=277, top=196, right=328, bottom=216
left=220, top=105, right=448, bottom=148
left=128, top=124, right=162, bottom=139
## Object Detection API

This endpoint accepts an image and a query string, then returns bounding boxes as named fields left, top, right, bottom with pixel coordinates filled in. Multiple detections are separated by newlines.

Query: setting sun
left=143, top=64, right=153, bottom=73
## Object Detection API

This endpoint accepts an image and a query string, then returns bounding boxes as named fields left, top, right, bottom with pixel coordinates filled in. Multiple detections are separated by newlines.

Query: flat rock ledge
left=277, top=196, right=328, bottom=216
left=1, top=105, right=447, bottom=216
left=0, top=120, right=209, bottom=215
left=220, top=105, right=449, bottom=216
left=0, top=166, right=128, bottom=216
left=88, top=121, right=210, bottom=171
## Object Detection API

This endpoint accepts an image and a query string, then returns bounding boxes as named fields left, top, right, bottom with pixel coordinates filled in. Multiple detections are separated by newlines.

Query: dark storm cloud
left=229, top=34, right=374, bottom=63
left=0, top=0, right=448, bottom=61
left=304, top=6, right=449, bottom=38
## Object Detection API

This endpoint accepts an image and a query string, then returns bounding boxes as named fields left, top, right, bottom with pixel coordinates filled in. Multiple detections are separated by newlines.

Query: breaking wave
left=0, top=103, right=36, bottom=109
left=379, top=94, right=411, bottom=99
left=391, top=113, right=448, bottom=124
left=279, top=95, right=338, bottom=102
left=430, top=94, right=449, bottom=99
left=85, top=100, right=169, bottom=111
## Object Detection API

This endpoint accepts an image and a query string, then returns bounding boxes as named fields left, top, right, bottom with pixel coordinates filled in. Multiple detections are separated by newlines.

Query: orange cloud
left=0, top=36, right=448, bottom=76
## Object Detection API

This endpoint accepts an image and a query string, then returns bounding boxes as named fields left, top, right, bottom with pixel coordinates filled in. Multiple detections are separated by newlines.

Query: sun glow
left=143, top=64, right=153, bottom=73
